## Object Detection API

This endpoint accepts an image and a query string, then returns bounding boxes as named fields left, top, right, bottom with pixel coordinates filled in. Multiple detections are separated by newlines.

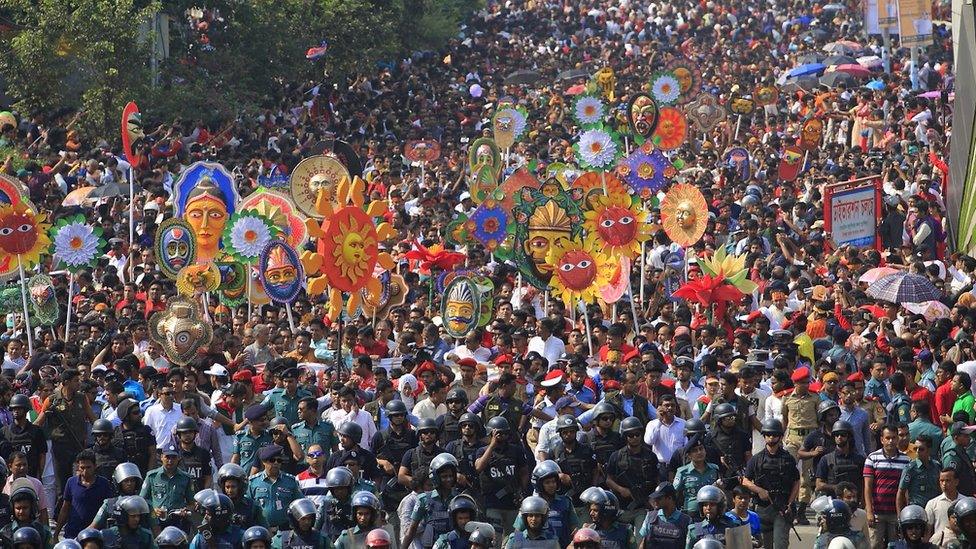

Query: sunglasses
left=267, top=458, right=284, bottom=463
left=307, top=451, right=325, bottom=458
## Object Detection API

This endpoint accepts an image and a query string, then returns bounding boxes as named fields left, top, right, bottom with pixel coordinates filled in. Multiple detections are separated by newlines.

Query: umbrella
left=823, top=42, right=860, bottom=55
left=566, top=84, right=587, bottom=95
left=87, top=182, right=142, bottom=199
left=903, top=300, right=950, bottom=322
left=917, top=90, right=941, bottom=98
left=866, top=272, right=942, bottom=303
left=858, top=266, right=900, bottom=284
left=824, top=55, right=857, bottom=66
left=797, top=53, right=825, bottom=64
left=857, top=55, right=883, bottom=68
left=864, top=80, right=885, bottom=91
left=800, top=29, right=829, bottom=42
left=820, top=71, right=856, bottom=88
left=557, top=68, right=591, bottom=82
left=782, top=76, right=820, bottom=93
left=504, top=70, right=542, bottom=86
left=832, top=64, right=872, bottom=78
left=787, top=63, right=827, bottom=78
left=62, top=186, right=95, bottom=206
left=823, top=3, right=846, bottom=11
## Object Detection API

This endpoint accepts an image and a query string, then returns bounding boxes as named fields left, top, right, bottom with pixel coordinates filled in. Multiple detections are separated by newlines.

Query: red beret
left=415, top=361, right=437, bottom=374
left=791, top=367, right=811, bottom=382
left=494, top=354, right=513, bottom=366
left=457, top=358, right=478, bottom=369
left=623, top=349, right=641, bottom=362
left=747, top=310, right=764, bottom=323
left=847, top=371, right=864, bottom=382
left=603, top=380, right=622, bottom=391
left=232, top=370, right=253, bottom=382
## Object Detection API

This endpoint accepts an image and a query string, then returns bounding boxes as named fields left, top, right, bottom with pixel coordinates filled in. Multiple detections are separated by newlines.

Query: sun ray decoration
left=49, top=214, right=105, bottom=272
left=302, top=176, right=395, bottom=320
left=660, top=183, right=708, bottom=248
left=0, top=203, right=51, bottom=270
left=546, top=239, right=613, bottom=307
left=652, top=107, right=689, bottom=151
left=583, top=192, right=652, bottom=259
left=666, top=58, right=702, bottom=104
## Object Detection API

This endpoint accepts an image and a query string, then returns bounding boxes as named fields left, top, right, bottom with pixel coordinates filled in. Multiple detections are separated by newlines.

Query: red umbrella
left=566, top=84, right=587, bottom=95
left=832, top=64, right=872, bottom=78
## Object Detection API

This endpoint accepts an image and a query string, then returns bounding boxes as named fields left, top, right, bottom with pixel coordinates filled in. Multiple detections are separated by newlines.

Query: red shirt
left=598, top=343, right=634, bottom=362
left=934, top=381, right=955, bottom=428
left=353, top=340, right=389, bottom=359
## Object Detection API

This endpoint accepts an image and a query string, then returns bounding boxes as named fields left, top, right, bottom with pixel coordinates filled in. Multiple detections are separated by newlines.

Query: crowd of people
left=0, top=0, right=964, bottom=545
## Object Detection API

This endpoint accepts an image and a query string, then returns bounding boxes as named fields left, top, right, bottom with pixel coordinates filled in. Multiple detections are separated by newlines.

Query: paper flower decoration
left=49, top=215, right=104, bottom=272
left=584, top=192, right=651, bottom=259
left=573, top=95, right=606, bottom=126
left=0, top=203, right=51, bottom=269
left=650, top=71, right=682, bottom=105
left=653, top=107, right=688, bottom=151
left=404, top=241, right=467, bottom=275
left=467, top=200, right=509, bottom=251
left=698, top=247, right=758, bottom=294
left=223, top=210, right=278, bottom=262
left=239, top=190, right=308, bottom=249
left=673, top=274, right=744, bottom=307
left=574, top=127, right=621, bottom=171
left=660, top=183, right=708, bottom=247
left=497, top=107, right=528, bottom=141
left=546, top=239, right=612, bottom=306
left=617, top=142, right=675, bottom=198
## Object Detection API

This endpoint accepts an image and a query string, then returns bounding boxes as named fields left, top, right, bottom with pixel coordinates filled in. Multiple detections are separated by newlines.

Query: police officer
left=587, top=402, right=624, bottom=463
left=812, top=499, right=867, bottom=549
left=100, top=496, right=155, bottom=549
left=434, top=495, right=479, bottom=548
left=814, top=420, right=866, bottom=498
left=705, top=403, right=751, bottom=483
left=440, top=389, right=469, bottom=445
left=607, top=416, right=660, bottom=530
left=2, top=394, right=47, bottom=479
left=474, top=417, right=530, bottom=543
left=10, top=527, right=43, bottom=549
left=638, top=483, right=692, bottom=549
left=741, top=419, right=801, bottom=549
left=444, top=413, right=483, bottom=494
left=232, top=404, right=274, bottom=476
left=77, top=528, right=105, bottom=549
left=325, top=422, right=379, bottom=481
left=668, top=419, right=722, bottom=477
left=373, top=399, right=416, bottom=513
left=271, top=498, right=330, bottom=548
left=0, top=485, right=50, bottom=548
left=140, top=445, right=194, bottom=530
left=189, top=491, right=244, bottom=548
left=155, top=526, right=190, bottom=549
left=36, top=368, right=93, bottom=490
left=580, top=487, right=634, bottom=548
left=403, top=453, right=464, bottom=547
left=513, top=461, right=579, bottom=546
left=89, top=419, right=125, bottom=481
left=262, top=367, right=311, bottom=426
left=215, top=463, right=267, bottom=529
left=173, top=417, right=212, bottom=492
left=685, top=486, right=735, bottom=549
left=469, top=373, right=532, bottom=431
left=317, top=466, right=356, bottom=539
left=110, top=399, right=155, bottom=475
left=504, top=496, right=560, bottom=548
left=90, top=462, right=145, bottom=530
left=781, top=367, right=820, bottom=521
left=291, top=396, right=337, bottom=459
left=334, top=491, right=390, bottom=549
left=798, top=401, right=841, bottom=506
left=887, top=505, right=936, bottom=549
left=549, top=414, right=598, bottom=506
left=246, top=444, right=303, bottom=531
left=399, top=418, right=445, bottom=490
left=242, top=526, right=272, bottom=549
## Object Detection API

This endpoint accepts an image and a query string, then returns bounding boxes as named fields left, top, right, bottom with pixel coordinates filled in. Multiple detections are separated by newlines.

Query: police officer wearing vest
left=668, top=419, right=723, bottom=479
left=549, top=414, right=598, bottom=508
left=398, top=418, right=445, bottom=492
left=607, top=416, right=660, bottom=531
left=371, top=398, right=416, bottom=524
left=798, top=400, right=842, bottom=513
left=172, top=417, right=212, bottom=493
left=685, top=485, right=735, bottom=549
left=35, top=368, right=95, bottom=490
left=215, top=462, right=268, bottom=530
left=639, top=483, right=692, bottom=549
left=741, top=419, right=801, bottom=549
left=262, top=367, right=311, bottom=426
left=403, top=453, right=465, bottom=548
left=944, top=422, right=976, bottom=497
left=444, top=412, right=483, bottom=495
left=440, top=389, right=469, bottom=446
left=469, top=373, right=549, bottom=434
left=272, top=498, right=330, bottom=548
left=512, top=461, right=579, bottom=546
left=247, top=444, right=303, bottom=531
left=587, top=402, right=624, bottom=464
left=434, top=495, right=479, bottom=548
left=814, top=420, right=866, bottom=499
left=781, top=367, right=820, bottom=520
left=110, top=399, right=155, bottom=476
left=812, top=499, right=867, bottom=549
left=705, top=403, right=752, bottom=483
left=2, top=394, right=47, bottom=479
left=504, top=496, right=560, bottom=548
left=475, top=416, right=530, bottom=544
left=89, top=419, right=125, bottom=480
left=888, top=505, right=938, bottom=549
left=90, top=462, right=147, bottom=530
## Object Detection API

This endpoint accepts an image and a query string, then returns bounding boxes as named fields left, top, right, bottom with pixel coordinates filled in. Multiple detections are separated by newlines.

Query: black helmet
left=215, top=463, right=247, bottom=490
left=325, top=466, right=355, bottom=488
left=76, top=528, right=104, bottom=547
left=446, top=388, right=468, bottom=404
left=385, top=399, right=408, bottom=416
left=288, top=498, right=318, bottom=530
left=684, top=418, right=707, bottom=436
left=92, top=419, right=114, bottom=435
left=175, top=417, right=199, bottom=433
left=10, top=485, right=39, bottom=521
left=198, top=491, right=233, bottom=532
left=12, top=527, right=41, bottom=548
left=713, top=403, right=736, bottom=421
left=823, top=499, right=852, bottom=534
left=429, top=453, right=460, bottom=487
left=448, top=495, right=478, bottom=526
left=899, top=504, right=928, bottom=531
left=760, top=418, right=785, bottom=436
left=531, top=460, right=561, bottom=492
left=417, top=418, right=440, bottom=434
left=486, top=416, right=511, bottom=434
left=9, top=394, right=29, bottom=410
left=155, top=526, right=189, bottom=549
left=555, top=414, right=579, bottom=432
left=592, top=402, right=617, bottom=420
left=337, top=421, right=363, bottom=443
left=817, top=400, right=841, bottom=421
left=619, top=416, right=644, bottom=436
left=459, top=412, right=482, bottom=428
left=952, top=497, right=976, bottom=520
left=242, top=526, right=272, bottom=548
left=696, top=485, right=726, bottom=510
left=831, top=420, right=854, bottom=436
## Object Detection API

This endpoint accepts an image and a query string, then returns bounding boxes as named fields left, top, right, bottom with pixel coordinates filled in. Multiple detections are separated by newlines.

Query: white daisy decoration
left=51, top=216, right=103, bottom=271
left=575, top=128, right=620, bottom=170
left=509, top=108, right=528, bottom=140
left=224, top=211, right=278, bottom=262
left=651, top=72, right=682, bottom=105
left=574, top=95, right=606, bottom=126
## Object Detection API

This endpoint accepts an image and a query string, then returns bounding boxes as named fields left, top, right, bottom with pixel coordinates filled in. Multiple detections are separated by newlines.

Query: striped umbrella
left=866, top=272, right=942, bottom=304
left=858, top=266, right=900, bottom=284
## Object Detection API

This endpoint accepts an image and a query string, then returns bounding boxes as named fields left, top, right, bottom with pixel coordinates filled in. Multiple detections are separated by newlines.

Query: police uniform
left=440, top=411, right=464, bottom=445
left=263, top=387, right=311, bottom=426
left=188, top=525, right=244, bottom=549
left=46, top=389, right=90, bottom=484
left=479, top=395, right=527, bottom=431
left=234, top=429, right=273, bottom=475
left=814, top=448, right=866, bottom=497
left=1, top=421, right=47, bottom=478
left=178, top=442, right=213, bottom=493
left=247, top=470, right=303, bottom=529
left=900, top=457, right=942, bottom=507
left=401, top=443, right=445, bottom=487
left=743, top=446, right=801, bottom=549
left=316, top=493, right=353, bottom=539
left=503, top=529, right=560, bottom=548
left=231, top=495, right=268, bottom=529
left=606, top=445, right=660, bottom=528
left=706, top=425, right=752, bottom=477
left=584, top=521, right=635, bottom=549
left=140, top=466, right=195, bottom=517
left=91, top=442, right=126, bottom=480
left=100, top=525, right=155, bottom=549
left=111, top=422, right=155, bottom=474
left=373, top=426, right=417, bottom=507
left=512, top=494, right=579, bottom=547
left=334, top=524, right=396, bottom=549
left=434, top=529, right=470, bottom=549
left=550, top=439, right=596, bottom=502
left=813, top=530, right=868, bottom=549
left=476, top=442, right=528, bottom=540
left=91, top=493, right=156, bottom=530
left=640, top=509, right=692, bottom=549
left=587, top=427, right=624, bottom=464
left=272, top=527, right=333, bottom=548
left=291, top=419, right=338, bottom=457
left=782, top=390, right=819, bottom=503
left=0, top=520, right=51, bottom=548
left=412, top=488, right=463, bottom=547
left=685, top=515, right=736, bottom=549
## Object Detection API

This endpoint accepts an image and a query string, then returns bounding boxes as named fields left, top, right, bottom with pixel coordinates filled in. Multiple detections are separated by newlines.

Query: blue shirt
left=123, top=379, right=146, bottom=402
left=865, top=378, right=891, bottom=405
left=839, top=405, right=871, bottom=457
left=63, top=475, right=114, bottom=538
left=725, top=510, right=761, bottom=536
left=567, top=385, right=597, bottom=405
left=577, top=397, right=657, bottom=427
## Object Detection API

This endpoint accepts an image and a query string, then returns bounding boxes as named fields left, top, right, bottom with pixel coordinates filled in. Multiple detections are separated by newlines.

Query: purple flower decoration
left=618, top=145, right=673, bottom=198
left=469, top=202, right=509, bottom=251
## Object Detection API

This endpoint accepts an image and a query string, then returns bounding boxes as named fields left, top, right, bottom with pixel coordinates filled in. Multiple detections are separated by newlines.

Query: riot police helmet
left=417, top=418, right=440, bottom=434
left=241, top=526, right=272, bottom=548
left=898, top=504, right=928, bottom=531
left=619, top=416, right=644, bottom=436
left=288, top=498, right=318, bottom=530
left=366, top=528, right=392, bottom=548
left=951, top=497, right=976, bottom=520
left=76, top=528, right=104, bottom=547
left=197, top=491, right=233, bottom=532
left=713, top=403, right=736, bottom=421
left=9, top=394, right=29, bottom=410
left=572, top=527, right=602, bottom=547
left=684, top=418, right=707, bottom=436
left=325, top=466, right=355, bottom=488
left=817, top=400, right=841, bottom=422
left=519, top=496, right=549, bottom=527
left=823, top=499, right=853, bottom=534
left=592, top=402, right=617, bottom=420
left=113, top=462, right=143, bottom=487
left=91, top=419, right=114, bottom=434
left=446, top=388, right=469, bottom=404
left=531, top=460, right=561, bottom=492
left=692, top=540, right=725, bottom=549
left=429, top=452, right=460, bottom=486
left=385, top=399, right=408, bottom=416
left=831, top=420, right=854, bottom=436
left=555, top=414, right=579, bottom=432
left=459, top=413, right=483, bottom=429
left=352, top=490, right=381, bottom=513
left=485, top=416, right=511, bottom=435
left=337, top=421, right=363, bottom=443
left=448, top=494, right=479, bottom=524
left=215, top=463, right=248, bottom=490
left=155, top=526, right=190, bottom=549
left=175, top=417, right=199, bottom=433
left=53, top=542, right=82, bottom=549
left=760, top=418, right=785, bottom=436
left=696, top=485, right=727, bottom=515
left=11, top=527, right=41, bottom=549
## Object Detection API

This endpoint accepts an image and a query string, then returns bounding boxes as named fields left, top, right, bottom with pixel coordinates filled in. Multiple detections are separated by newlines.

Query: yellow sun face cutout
left=583, top=192, right=651, bottom=259
left=302, top=176, right=395, bottom=320
left=0, top=203, right=51, bottom=271
left=546, top=239, right=612, bottom=307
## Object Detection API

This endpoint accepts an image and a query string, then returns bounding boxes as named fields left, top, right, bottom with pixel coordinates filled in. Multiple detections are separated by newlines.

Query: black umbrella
left=782, top=76, right=820, bottom=93
left=824, top=54, right=857, bottom=66
left=820, top=71, right=855, bottom=88
left=88, top=181, right=142, bottom=199
left=556, top=68, right=591, bottom=82
left=504, top=70, right=542, bottom=86
left=796, top=53, right=824, bottom=64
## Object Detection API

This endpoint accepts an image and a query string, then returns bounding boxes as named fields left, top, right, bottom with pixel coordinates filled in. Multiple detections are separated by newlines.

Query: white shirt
left=528, top=335, right=566, bottom=367
left=764, top=393, right=785, bottom=422
left=411, top=398, right=447, bottom=421
left=144, top=402, right=183, bottom=448
left=676, top=381, right=704, bottom=412
left=925, top=493, right=960, bottom=536
left=330, top=408, right=377, bottom=452
left=449, top=345, right=493, bottom=365
left=535, top=417, right=585, bottom=462
left=643, top=416, right=687, bottom=463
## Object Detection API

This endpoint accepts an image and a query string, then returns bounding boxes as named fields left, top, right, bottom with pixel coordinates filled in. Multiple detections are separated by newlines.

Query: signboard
left=824, top=176, right=882, bottom=249
left=864, top=0, right=882, bottom=34
left=898, top=0, right=934, bottom=46
left=879, top=0, right=899, bottom=28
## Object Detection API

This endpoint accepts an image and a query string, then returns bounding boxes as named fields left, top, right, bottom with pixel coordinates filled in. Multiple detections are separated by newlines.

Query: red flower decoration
left=672, top=274, right=744, bottom=307
left=403, top=240, right=466, bottom=275
left=653, top=107, right=688, bottom=151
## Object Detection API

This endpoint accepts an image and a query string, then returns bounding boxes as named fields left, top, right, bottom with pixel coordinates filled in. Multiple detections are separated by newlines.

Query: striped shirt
left=863, top=449, right=911, bottom=514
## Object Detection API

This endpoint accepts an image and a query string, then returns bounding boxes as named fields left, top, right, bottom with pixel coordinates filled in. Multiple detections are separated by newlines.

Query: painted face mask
left=155, top=218, right=197, bottom=280
left=260, top=239, right=303, bottom=303
left=442, top=276, right=480, bottom=339
left=149, top=296, right=213, bottom=365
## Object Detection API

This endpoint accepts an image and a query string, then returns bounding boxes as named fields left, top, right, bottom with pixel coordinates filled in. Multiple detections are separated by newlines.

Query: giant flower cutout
left=404, top=241, right=467, bottom=275
left=617, top=142, right=675, bottom=198
left=583, top=192, right=651, bottom=259
left=673, top=274, right=744, bottom=307
left=574, top=95, right=606, bottom=126
left=650, top=71, right=682, bottom=105
left=497, top=107, right=529, bottom=140
left=653, top=107, right=688, bottom=151
left=467, top=200, right=509, bottom=251
left=575, top=127, right=621, bottom=171
left=698, top=247, right=758, bottom=294
left=546, top=239, right=612, bottom=306
left=223, top=210, right=278, bottom=262
left=50, top=215, right=104, bottom=272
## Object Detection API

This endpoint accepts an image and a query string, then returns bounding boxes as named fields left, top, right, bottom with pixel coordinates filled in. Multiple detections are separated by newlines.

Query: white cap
left=204, top=365, right=228, bottom=377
